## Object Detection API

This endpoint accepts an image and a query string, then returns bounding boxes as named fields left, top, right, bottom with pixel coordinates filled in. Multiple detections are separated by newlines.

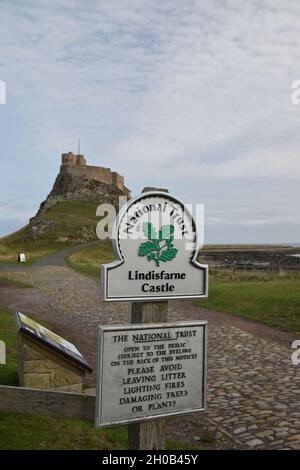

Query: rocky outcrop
left=32, top=175, right=126, bottom=221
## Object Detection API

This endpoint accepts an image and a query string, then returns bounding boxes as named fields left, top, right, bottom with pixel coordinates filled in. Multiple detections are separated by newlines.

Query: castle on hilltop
left=29, top=151, right=131, bottom=240
left=60, top=152, right=130, bottom=197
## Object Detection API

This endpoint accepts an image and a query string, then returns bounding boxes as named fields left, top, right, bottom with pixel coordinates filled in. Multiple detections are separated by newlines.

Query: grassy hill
left=0, top=200, right=100, bottom=264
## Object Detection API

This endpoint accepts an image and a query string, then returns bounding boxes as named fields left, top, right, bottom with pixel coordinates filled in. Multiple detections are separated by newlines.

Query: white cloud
left=0, top=0, right=300, bottom=242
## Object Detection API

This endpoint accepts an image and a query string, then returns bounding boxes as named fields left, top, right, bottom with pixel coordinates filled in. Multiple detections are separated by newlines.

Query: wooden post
left=128, top=301, right=168, bottom=450
left=128, top=186, right=169, bottom=450
left=131, top=301, right=168, bottom=324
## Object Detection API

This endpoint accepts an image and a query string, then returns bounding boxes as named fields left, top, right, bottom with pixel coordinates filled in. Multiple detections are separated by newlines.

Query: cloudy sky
left=0, top=0, right=299, bottom=243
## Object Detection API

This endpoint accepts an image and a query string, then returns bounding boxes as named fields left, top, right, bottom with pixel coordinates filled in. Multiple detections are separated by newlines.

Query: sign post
left=98, top=187, right=208, bottom=450
left=132, top=187, right=170, bottom=450
left=129, top=300, right=168, bottom=450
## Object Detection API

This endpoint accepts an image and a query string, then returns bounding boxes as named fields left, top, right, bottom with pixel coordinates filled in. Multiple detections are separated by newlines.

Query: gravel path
left=1, top=260, right=299, bottom=450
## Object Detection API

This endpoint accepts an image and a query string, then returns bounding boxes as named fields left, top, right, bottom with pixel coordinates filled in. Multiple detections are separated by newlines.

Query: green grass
left=0, top=413, right=128, bottom=450
left=0, top=273, right=33, bottom=288
left=0, top=309, right=18, bottom=386
left=67, top=241, right=114, bottom=276
left=196, top=271, right=300, bottom=334
left=0, top=411, right=198, bottom=450
left=0, top=200, right=101, bottom=264
left=0, top=307, right=197, bottom=450
left=197, top=434, right=215, bottom=444
left=41, top=200, right=99, bottom=240
left=0, top=308, right=51, bottom=386
left=0, top=238, right=70, bottom=265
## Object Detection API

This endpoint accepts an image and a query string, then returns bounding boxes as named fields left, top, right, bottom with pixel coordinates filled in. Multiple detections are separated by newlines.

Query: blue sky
left=0, top=0, right=300, bottom=243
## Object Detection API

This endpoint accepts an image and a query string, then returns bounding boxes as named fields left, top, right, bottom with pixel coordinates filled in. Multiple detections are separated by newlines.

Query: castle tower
left=76, top=154, right=86, bottom=166
left=59, top=151, right=130, bottom=197
left=61, top=152, right=86, bottom=166
left=61, top=152, right=77, bottom=166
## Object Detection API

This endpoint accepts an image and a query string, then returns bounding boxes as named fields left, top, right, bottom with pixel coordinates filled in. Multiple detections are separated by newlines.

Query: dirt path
left=0, top=256, right=299, bottom=450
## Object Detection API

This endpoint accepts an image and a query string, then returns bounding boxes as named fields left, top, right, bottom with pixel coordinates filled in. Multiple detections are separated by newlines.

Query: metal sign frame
left=95, top=320, right=207, bottom=428
left=101, top=191, right=208, bottom=302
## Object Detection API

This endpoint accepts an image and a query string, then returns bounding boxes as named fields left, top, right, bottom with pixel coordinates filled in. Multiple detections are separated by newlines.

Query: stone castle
left=30, top=151, right=131, bottom=237
left=60, top=152, right=130, bottom=196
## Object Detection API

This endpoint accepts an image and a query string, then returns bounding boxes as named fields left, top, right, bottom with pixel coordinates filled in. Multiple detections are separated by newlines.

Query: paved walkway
left=0, top=259, right=299, bottom=449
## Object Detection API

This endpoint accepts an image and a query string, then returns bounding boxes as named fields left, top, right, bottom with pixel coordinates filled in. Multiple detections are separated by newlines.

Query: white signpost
left=101, top=191, right=208, bottom=301
left=99, top=188, right=209, bottom=450
left=18, top=253, right=26, bottom=263
left=95, top=321, right=207, bottom=428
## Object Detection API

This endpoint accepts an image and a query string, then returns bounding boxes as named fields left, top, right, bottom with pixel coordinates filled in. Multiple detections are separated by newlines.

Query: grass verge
left=0, top=411, right=197, bottom=450
left=0, top=201, right=102, bottom=264
left=0, top=238, right=72, bottom=265
left=196, top=270, right=300, bottom=334
left=0, top=309, right=18, bottom=386
left=0, top=273, right=33, bottom=288
left=66, top=241, right=114, bottom=277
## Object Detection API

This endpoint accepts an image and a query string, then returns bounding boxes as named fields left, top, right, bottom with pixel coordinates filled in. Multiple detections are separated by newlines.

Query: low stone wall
left=18, top=335, right=85, bottom=393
